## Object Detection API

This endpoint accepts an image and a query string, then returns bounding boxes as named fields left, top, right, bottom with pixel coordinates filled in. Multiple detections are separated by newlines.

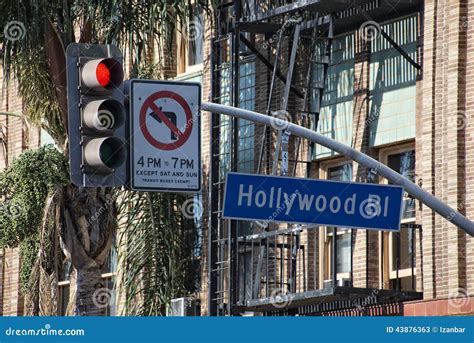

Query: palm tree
left=0, top=0, right=209, bottom=316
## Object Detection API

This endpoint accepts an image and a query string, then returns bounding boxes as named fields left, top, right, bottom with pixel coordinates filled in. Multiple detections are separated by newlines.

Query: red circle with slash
left=139, top=91, right=193, bottom=151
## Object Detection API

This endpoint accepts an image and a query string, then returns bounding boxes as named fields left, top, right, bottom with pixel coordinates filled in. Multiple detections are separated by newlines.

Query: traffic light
left=66, top=43, right=127, bottom=187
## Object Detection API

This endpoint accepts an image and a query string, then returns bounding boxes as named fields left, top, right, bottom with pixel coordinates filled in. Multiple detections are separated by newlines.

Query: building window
left=319, top=161, right=353, bottom=286
left=368, top=15, right=418, bottom=147
left=380, top=145, right=416, bottom=290
left=218, top=59, right=256, bottom=180
left=40, top=129, right=55, bottom=146
left=237, top=61, right=256, bottom=174
left=214, top=59, right=257, bottom=258
left=58, top=280, right=70, bottom=316
left=101, top=276, right=116, bottom=316
left=57, top=244, right=118, bottom=315
left=177, top=3, right=204, bottom=74
left=313, top=33, right=355, bottom=159
left=193, top=193, right=203, bottom=258
left=387, top=150, right=416, bottom=219
left=187, top=5, right=203, bottom=67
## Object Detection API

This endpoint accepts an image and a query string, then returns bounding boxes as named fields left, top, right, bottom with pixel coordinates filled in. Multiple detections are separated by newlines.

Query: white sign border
left=129, top=79, right=202, bottom=193
left=222, top=172, right=404, bottom=232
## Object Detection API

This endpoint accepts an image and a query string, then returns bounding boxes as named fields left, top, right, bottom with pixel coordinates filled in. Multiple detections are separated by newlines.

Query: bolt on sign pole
left=201, top=102, right=474, bottom=237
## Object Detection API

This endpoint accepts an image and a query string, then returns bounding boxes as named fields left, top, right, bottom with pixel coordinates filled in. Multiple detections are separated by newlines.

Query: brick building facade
left=197, top=0, right=474, bottom=316
left=0, top=67, right=41, bottom=316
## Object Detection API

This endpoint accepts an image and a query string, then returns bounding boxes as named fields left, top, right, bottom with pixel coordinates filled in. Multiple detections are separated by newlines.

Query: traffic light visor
left=81, top=58, right=124, bottom=91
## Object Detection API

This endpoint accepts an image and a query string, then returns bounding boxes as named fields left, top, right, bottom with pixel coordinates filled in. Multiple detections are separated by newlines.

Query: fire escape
left=209, top=0, right=423, bottom=316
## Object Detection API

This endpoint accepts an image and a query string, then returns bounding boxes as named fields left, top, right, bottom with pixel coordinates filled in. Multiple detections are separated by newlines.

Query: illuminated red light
left=96, top=62, right=111, bottom=88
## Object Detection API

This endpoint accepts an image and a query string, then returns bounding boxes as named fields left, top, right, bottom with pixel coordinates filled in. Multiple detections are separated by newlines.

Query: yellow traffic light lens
left=97, top=108, right=115, bottom=129
left=83, top=99, right=125, bottom=131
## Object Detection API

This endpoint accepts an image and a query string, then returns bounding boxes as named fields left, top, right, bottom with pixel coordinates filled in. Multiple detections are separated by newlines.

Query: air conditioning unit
left=323, top=278, right=352, bottom=288
left=166, top=297, right=199, bottom=316
left=337, top=278, right=352, bottom=287
left=323, top=279, right=333, bottom=289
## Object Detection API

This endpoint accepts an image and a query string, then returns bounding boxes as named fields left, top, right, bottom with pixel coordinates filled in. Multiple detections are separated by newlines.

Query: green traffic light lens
left=99, top=137, right=125, bottom=169
left=100, top=143, right=114, bottom=167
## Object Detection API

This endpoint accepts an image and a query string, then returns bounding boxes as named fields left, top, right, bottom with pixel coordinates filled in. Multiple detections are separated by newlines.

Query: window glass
left=103, top=277, right=116, bottom=316
left=193, top=193, right=203, bottom=258
left=59, top=259, right=72, bottom=281
left=385, top=150, right=416, bottom=290
left=219, top=60, right=256, bottom=177
left=369, top=15, right=418, bottom=146
left=40, top=129, right=55, bottom=146
left=187, top=5, right=203, bottom=66
left=58, top=285, right=70, bottom=316
left=102, top=238, right=117, bottom=274
left=218, top=60, right=256, bottom=236
left=237, top=61, right=256, bottom=174
left=328, top=163, right=352, bottom=182
left=387, top=150, right=415, bottom=219
left=391, top=225, right=415, bottom=271
left=336, top=233, right=351, bottom=273
left=238, top=251, right=253, bottom=302
left=327, top=163, right=352, bottom=275
left=313, top=34, right=355, bottom=159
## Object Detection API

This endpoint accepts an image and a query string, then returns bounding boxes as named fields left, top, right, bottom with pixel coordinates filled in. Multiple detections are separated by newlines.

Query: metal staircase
left=248, top=12, right=334, bottom=305
left=209, top=1, right=239, bottom=316
left=209, top=0, right=335, bottom=315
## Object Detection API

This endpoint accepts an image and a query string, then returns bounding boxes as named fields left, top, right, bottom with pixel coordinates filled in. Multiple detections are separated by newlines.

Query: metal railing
left=237, top=226, right=307, bottom=304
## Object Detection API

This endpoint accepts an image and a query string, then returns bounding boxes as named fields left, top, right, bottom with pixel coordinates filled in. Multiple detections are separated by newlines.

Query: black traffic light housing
left=66, top=43, right=128, bottom=187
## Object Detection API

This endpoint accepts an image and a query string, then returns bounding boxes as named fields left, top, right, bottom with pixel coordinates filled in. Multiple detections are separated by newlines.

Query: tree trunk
left=60, top=185, right=115, bottom=316
left=74, top=266, right=106, bottom=316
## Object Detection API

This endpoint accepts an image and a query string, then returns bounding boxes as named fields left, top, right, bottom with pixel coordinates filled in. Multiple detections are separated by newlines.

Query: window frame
left=312, top=32, right=356, bottom=160
left=57, top=271, right=117, bottom=316
left=378, top=142, right=416, bottom=286
left=318, top=158, right=353, bottom=287
left=367, top=14, right=419, bottom=148
left=176, top=2, right=204, bottom=76
left=218, top=58, right=256, bottom=177
left=57, top=246, right=118, bottom=315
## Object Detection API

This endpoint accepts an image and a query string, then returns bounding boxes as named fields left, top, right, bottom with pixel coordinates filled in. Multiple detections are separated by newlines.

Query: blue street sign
left=223, top=172, right=404, bottom=231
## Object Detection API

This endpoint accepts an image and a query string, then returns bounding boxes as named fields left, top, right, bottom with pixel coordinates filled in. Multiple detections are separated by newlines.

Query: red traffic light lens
left=96, top=62, right=111, bottom=88
left=81, top=58, right=123, bottom=90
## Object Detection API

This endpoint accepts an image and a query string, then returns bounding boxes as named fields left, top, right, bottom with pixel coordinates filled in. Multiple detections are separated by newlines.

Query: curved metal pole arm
left=202, top=102, right=474, bottom=237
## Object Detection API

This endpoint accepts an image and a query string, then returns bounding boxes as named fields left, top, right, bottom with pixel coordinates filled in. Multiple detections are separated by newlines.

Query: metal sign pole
left=201, top=102, right=474, bottom=237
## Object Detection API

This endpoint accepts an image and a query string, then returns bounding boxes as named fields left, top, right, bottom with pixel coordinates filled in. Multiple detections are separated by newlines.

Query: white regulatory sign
left=129, top=79, right=201, bottom=192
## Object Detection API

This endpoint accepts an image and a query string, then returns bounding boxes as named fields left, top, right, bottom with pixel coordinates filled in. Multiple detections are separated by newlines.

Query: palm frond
left=1, top=0, right=211, bottom=144
left=117, top=190, right=198, bottom=316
